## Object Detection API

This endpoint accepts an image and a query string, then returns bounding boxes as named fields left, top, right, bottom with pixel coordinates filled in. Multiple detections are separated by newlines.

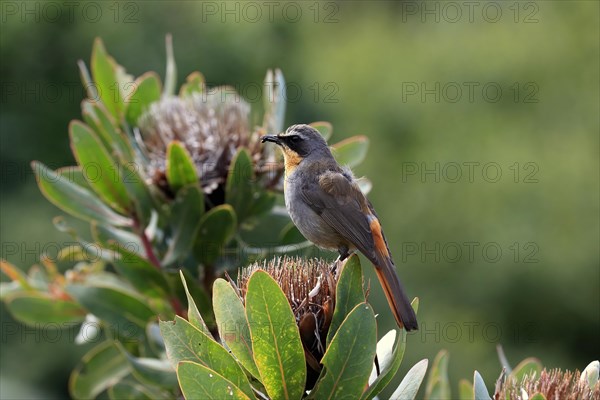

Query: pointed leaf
left=0, top=260, right=33, bottom=291
left=81, top=100, right=134, bottom=162
left=509, top=358, right=542, bottom=382
left=159, top=317, right=254, bottom=398
left=425, top=350, right=450, bottom=400
left=213, top=279, right=259, bottom=379
left=163, top=184, right=203, bottom=265
left=473, top=371, right=492, bottom=400
left=32, top=162, right=132, bottom=226
left=194, top=205, right=237, bottom=265
left=309, top=121, right=333, bottom=140
left=177, top=361, right=251, bottom=400
left=117, top=345, right=177, bottom=388
left=179, top=71, right=205, bottom=97
left=163, top=34, right=177, bottom=96
left=108, top=243, right=171, bottom=299
left=92, top=222, right=143, bottom=256
left=332, top=135, right=369, bottom=168
left=364, top=297, right=419, bottom=399
left=5, top=293, right=85, bottom=325
left=226, top=148, right=254, bottom=222
left=246, top=270, right=306, bottom=400
left=459, top=379, right=474, bottom=400
left=279, top=222, right=306, bottom=245
left=263, top=69, right=286, bottom=135
left=126, top=72, right=161, bottom=125
left=69, top=341, right=130, bottom=400
left=179, top=271, right=211, bottom=336
left=58, top=166, right=92, bottom=189
left=390, top=359, right=429, bottom=400
left=66, top=284, right=156, bottom=338
left=108, top=375, right=171, bottom=400
left=310, top=303, right=377, bottom=399
left=91, top=38, right=124, bottom=120
left=166, top=141, right=199, bottom=193
left=327, top=254, right=364, bottom=344
left=70, top=121, right=131, bottom=213
left=580, top=360, right=600, bottom=388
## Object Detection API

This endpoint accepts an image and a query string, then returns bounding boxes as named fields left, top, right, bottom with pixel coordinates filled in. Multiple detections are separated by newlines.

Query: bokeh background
left=1, top=1, right=598, bottom=398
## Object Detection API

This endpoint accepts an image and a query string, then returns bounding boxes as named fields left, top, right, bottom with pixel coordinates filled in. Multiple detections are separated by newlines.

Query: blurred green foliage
left=1, top=1, right=598, bottom=398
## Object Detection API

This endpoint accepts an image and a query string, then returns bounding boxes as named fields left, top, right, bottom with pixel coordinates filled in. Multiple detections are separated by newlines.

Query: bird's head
left=261, top=124, right=331, bottom=171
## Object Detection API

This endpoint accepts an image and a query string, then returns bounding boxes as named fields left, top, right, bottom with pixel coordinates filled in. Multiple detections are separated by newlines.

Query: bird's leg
left=331, top=245, right=351, bottom=275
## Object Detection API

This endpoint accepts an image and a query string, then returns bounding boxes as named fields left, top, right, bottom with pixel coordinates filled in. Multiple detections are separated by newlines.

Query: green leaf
left=390, top=359, right=429, bottom=400
left=309, top=121, right=333, bottom=141
left=364, top=298, right=419, bottom=399
left=108, top=375, right=171, bottom=400
left=166, top=141, right=199, bottom=193
left=248, top=190, right=277, bottom=218
left=279, top=222, right=306, bottom=245
left=509, top=358, right=542, bottom=382
left=581, top=360, right=600, bottom=389
left=310, top=303, right=377, bottom=399
left=212, top=279, right=259, bottom=379
left=81, top=100, right=134, bottom=163
left=58, top=166, right=91, bottom=189
left=177, top=361, right=251, bottom=400
left=473, top=371, right=492, bottom=400
left=108, top=243, right=171, bottom=299
left=159, top=317, right=254, bottom=398
left=459, top=379, right=474, bottom=400
left=66, top=284, right=156, bottom=338
left=226, top=148, right=254, bottom=223
left=425, top=350, right=450, bottom=400
left=92, top=222, right=143, bottom=256
left=5, top=293, right=85, bottom=325
left=117, top=344, right=177, bottom=388
left=179, top=71, right=205, bottom=97
left=179, top=271, right=211, bottom=336
left=91, top=38, right=124, bottom=120
left=263, top=68, right=286, bottom=135
left=126, top=72, right=161, bottom=126
left=332, top=135, right=369, bottom=168
left=121, top=161, right=160, bottom=225
left=327, top=254, right=364, bottom=344
left=194, top=205, right=237, bottom=265
left=31, top=161, right=132, bottom=227
left=69, top=341, right=130, bottom=400
left=163, top=185, right=203, bottom=265
left=163, top=34, right=177, bottom=96
left=245, top=270, right=306, bottom=400
left=69, top=121, right=131, bottom=213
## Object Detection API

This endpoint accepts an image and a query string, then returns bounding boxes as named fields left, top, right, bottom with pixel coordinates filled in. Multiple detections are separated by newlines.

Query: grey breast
left=285, top=169, right=342, bottom=251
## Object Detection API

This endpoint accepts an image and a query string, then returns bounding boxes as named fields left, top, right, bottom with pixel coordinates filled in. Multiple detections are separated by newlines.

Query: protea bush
left=0, top=36, right=406, bottom=399
left=161, top=255, right=426, bottom=399
left=421, top=349, right=599, bottom=400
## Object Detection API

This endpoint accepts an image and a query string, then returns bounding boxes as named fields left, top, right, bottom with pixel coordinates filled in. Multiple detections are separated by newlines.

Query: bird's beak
left=260, top=135, right=281, bottom=145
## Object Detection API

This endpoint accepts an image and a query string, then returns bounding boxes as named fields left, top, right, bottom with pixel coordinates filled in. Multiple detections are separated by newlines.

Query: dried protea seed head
left=495, top=367, right=600, bottom=400
left=136, top=87, right=270, bottom=197
left=238, top=256, right=337, bottom=373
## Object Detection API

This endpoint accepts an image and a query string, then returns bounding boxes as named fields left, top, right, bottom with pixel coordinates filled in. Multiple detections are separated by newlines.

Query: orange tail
left=374, top=258, right=418, bottom=331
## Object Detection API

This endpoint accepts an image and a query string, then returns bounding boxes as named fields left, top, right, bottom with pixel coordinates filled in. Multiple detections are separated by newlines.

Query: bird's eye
left=289, top=135, right=301, bottom=143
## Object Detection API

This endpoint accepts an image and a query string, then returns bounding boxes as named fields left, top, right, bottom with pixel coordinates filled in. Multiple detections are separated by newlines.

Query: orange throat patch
left=282, top=148, right=302, bottom=177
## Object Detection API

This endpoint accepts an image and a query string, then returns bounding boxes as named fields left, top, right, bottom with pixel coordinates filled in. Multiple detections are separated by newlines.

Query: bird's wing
left=300, top=170, right=378, bottom=262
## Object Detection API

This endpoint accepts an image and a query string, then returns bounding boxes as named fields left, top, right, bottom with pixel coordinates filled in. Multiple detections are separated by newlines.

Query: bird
left=261, top=124, right=418, bottom=331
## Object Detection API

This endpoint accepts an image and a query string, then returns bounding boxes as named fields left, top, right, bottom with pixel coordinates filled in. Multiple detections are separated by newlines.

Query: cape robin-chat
left=261, top=124, right=418, bottom=331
